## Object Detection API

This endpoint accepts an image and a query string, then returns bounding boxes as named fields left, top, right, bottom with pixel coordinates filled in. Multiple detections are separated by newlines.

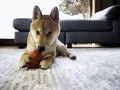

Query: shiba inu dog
left=19, top=5, right=76, bottom=69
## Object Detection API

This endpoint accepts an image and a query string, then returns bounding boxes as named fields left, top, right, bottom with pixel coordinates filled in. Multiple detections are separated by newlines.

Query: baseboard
left=0, top=39, right=16, bottom=46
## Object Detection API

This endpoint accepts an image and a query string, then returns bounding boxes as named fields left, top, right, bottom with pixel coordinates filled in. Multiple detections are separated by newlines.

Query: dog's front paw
left=40, top=60, right=53, bottom=69
left=19, top=53, right=30, bottom=68
left=69, top=53, right=76, bottom=60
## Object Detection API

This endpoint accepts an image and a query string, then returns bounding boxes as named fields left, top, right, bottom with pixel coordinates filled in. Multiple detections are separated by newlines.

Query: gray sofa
left=13, top=18, right=65, bottom=48
left=13, top=5, right=120, bottom=48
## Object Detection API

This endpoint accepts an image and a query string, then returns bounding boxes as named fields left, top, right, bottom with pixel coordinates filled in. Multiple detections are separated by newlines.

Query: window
left=0, top=0, right=91, bottom=39
left=59, top=0, right=91, bottom=19
left=0, top=0, right=59, bottom=39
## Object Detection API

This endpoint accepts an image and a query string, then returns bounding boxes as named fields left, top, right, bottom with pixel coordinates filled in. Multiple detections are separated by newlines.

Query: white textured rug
left=0, top=48, right=120, bottom=90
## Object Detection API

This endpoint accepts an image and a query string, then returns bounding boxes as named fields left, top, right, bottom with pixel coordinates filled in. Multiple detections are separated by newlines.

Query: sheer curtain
left=0, top=0, right=59, bottom=39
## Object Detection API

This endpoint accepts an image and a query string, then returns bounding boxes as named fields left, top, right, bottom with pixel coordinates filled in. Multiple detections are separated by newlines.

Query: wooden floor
left=0, top=43, right=101, bottom=49
left=0, top=46, right=18, bottom=49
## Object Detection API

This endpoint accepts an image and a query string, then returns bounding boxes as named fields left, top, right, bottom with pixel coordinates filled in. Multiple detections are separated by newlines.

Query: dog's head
left=30, top=6, right=60, bottom=51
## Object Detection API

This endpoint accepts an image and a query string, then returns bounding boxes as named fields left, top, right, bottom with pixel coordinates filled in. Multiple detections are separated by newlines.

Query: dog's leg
left=18, top=32, right=35, bottom=68
left=40, top=53, right=55, bottom=69
left=18, top=51, right=30, bottom=68
left=56, top=40, right=76, bottom=59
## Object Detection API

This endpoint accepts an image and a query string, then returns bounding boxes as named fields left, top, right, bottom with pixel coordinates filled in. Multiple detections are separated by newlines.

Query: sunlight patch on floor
left=72, top=43, right=101, bottom=47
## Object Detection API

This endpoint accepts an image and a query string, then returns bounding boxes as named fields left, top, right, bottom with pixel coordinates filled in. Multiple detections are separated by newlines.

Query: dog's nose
left=38, top=46, right=45, bottom=51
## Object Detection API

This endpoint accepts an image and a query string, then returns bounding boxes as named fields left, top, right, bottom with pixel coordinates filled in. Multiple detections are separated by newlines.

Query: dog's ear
left=50, top=7, right=59, bottom=22
left=32, top=5, right=42, bottom=20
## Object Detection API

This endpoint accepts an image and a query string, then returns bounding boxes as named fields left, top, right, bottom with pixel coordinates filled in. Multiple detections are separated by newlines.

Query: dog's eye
left=36, top=31, right=40, bottom=35
left=47, top=32, right=52, bottom=36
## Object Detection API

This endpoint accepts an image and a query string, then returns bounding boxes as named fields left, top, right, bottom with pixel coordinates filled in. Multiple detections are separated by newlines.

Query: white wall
left=0, top=0, right=59, bottom=39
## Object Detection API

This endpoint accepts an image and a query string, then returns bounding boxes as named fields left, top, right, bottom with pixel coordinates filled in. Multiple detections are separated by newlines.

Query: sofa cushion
left=91, top=5, right=120, bottom=21
left=13, top=18, right=32, bottom=32
left=15, top=32, right=28, bottom=44
left=60, top=20, right=112, bottom=32
left=66, top=32, right=114, bottom=43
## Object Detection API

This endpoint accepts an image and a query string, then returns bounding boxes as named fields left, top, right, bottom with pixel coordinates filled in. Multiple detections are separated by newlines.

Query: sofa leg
left=67, top=43, right=72, bottom=48
left=101, top=43, right=115, bottom=47
left=18, top=44, right=26, bottom=49
left=114, top=43, right=120, bottom=47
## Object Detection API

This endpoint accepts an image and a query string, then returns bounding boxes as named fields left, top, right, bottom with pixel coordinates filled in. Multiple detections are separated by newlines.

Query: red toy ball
left=27, top=49, right=42, bottom=69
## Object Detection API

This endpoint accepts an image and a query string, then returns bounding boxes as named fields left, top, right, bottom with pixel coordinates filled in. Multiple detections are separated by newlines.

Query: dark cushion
left=13, top=18, right=32, bottom=32
left=15, top=32, right=28, bottom=44
left=66, top=32, right=114, bottom=43
left=91, top=5, right=120, bottom=21
left=60, top=20, right=112, bottom=32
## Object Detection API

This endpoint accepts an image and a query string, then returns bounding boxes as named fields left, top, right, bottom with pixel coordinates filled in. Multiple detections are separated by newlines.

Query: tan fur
left=18, top=6, right=76, bottom=69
